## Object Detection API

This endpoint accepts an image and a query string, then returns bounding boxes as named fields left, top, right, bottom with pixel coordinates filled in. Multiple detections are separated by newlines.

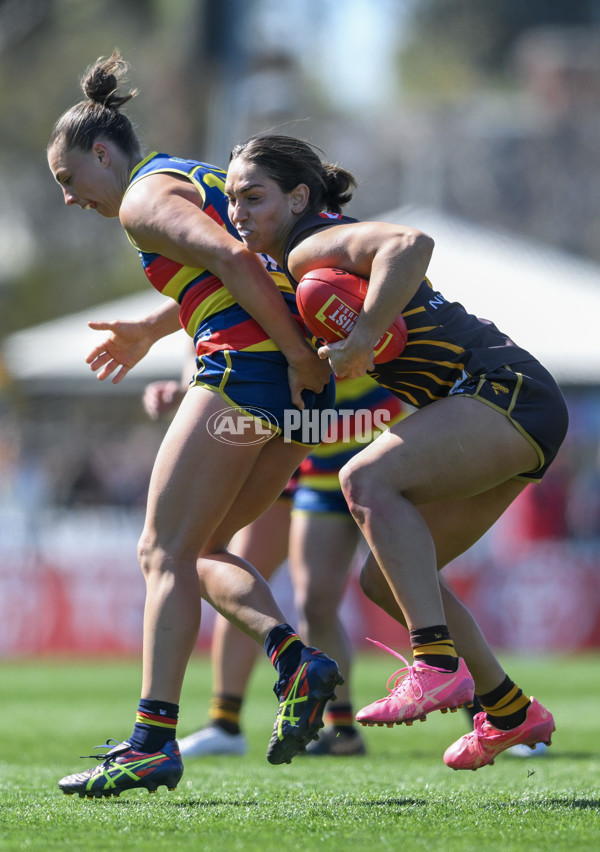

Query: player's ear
left=290, top=183, right=309, bottom=213
left=93, top=141, right=111, bottom=168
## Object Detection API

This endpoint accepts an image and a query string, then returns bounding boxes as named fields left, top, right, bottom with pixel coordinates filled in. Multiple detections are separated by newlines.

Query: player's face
left=225, top=160, right=302, bottom=261
left=48, top=141, right=121, bottom=218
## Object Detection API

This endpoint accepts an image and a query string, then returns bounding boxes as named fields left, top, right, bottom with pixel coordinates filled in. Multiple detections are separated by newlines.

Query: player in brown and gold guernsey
left=224, top=133, right=568, bottom=770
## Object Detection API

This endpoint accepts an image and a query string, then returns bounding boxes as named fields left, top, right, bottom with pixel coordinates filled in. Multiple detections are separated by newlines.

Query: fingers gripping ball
left=296, top=268, right=407, bottom=363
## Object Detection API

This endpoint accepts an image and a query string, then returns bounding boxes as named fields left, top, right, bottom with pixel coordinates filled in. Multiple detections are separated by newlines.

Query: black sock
left=326, top=702, right=355, bottom=732
left=463, top=694, right=483, bottom=725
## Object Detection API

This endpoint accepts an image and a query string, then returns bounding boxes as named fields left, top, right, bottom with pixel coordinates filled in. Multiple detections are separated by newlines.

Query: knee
left=137, top=532, right=160, bottom=577
left=137, top=530, right=182, bottom=579
left=339, top=451, right=404, bottom=519
left=339, top=457, right=377, bottom=522
left=138, top=518, right=206, bottom=576
left=297, top=592, right=332, bottom=629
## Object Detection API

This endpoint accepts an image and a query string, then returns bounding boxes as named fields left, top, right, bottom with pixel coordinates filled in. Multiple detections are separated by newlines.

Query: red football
left=296, top=268, right=408, bottom=364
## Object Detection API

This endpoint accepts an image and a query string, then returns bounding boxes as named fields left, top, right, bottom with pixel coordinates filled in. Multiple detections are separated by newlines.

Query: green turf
left=1, top=653, right=598, bottom=851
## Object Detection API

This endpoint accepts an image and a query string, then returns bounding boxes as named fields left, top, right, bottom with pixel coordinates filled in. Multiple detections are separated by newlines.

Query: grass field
left=1, top=652, right=599, bottom=852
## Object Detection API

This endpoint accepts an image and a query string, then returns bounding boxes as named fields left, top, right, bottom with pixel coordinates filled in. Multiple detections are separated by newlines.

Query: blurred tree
left=0, top=0, right=54, bottom=51
left=392, top=0, right=600, bottom=263
left=399, top=0, right=600, bottom=97
left=2, top=0, right=600, bottom=344
left=179, top=0, right=250, bottom=162
left=0, top=0, right=206, bottom=338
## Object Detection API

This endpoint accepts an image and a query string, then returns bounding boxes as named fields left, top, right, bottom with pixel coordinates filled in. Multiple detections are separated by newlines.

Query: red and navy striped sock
left=128, top=698, right=179, bottom=753
left=264, top=623, right=304, bottom=682
left=326, top=702, right=358, bottom=734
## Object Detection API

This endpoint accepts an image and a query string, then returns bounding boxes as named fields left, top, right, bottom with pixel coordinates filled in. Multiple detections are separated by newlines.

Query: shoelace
left=277, top=662, right=309, bottom=732
left=80, top=738, right=128, bottom=760
left=366, top=638, right=424, bottom=701
left=472, top=713, right=488, bottom=737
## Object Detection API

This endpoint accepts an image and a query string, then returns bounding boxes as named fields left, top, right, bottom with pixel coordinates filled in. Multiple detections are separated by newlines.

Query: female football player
left=223, top=134, right=568, bottom=770
left=47, top=54, right=342, bottom=797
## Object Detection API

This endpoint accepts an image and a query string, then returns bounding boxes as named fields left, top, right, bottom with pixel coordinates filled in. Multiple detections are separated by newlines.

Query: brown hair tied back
left=81, top=49, right=137, bottom=109
left=48, top=48, right=141, bottom=158
left=230, top=135, right=356, bottom=216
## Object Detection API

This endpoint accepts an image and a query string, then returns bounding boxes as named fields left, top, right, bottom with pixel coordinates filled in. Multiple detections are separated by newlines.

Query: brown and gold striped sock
left=410, top=624, right=459, bottom=672
left=477, top=676, right=530, bottom=730
left=209, top=693, right=243, bottom=735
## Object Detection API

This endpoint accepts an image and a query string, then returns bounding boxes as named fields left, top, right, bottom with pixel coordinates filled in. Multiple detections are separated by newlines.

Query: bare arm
left=120, top=175, right=331, bottom=405
left=86, top=298, right=182, bottom=384
left=289, top=221, right=434, bottom=377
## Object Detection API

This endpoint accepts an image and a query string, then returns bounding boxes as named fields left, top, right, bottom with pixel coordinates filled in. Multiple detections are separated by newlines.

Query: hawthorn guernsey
left=296, top=268, right=408, bottom=364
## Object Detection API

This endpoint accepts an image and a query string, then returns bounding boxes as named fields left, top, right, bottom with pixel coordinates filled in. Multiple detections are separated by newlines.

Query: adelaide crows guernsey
left=284, top=213, right=536, bottom=409
left=125, top=152, right=299, bottom=356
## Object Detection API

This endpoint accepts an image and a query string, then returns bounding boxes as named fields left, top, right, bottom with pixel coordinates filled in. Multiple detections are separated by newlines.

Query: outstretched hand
left=86, top=318, right=155, bottom=383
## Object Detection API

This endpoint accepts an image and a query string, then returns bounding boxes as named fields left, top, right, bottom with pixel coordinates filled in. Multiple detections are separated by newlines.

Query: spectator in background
left=567, top=444, right=600, bottom=539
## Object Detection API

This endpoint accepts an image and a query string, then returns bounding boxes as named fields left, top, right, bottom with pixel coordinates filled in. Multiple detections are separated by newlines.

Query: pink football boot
left=356, top=640, right=474, bottom=726
left=444, top=697, right=555, bottom=770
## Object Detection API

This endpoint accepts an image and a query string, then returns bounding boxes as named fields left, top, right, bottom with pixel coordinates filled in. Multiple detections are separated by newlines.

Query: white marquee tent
left=2, top=290, right=191, bottom=395
left=3, top=207, right=600, bottom=393
left=382, top=207, right=600, bottom=387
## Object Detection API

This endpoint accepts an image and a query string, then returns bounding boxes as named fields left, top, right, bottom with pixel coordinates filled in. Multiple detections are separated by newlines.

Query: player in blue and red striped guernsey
left=47, top=51, right=343, bottom=797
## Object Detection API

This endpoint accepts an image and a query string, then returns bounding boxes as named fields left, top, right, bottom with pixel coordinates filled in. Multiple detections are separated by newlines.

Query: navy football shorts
left=449, top=359, right=569, bottom=482
left=192, top=348, right=336, bottom=447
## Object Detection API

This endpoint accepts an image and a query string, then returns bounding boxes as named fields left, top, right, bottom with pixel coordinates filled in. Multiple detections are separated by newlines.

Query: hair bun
left=79, top=50, right=137, bottom=110
left=83, top=72, right=118, bottom=106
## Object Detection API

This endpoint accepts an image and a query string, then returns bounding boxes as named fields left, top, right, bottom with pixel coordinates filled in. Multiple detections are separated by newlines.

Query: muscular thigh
left=346, top=396, right=539, bottom=506
left=145, top=386, right=289, bottom=557
left=418, top=478, right=529, bottom=569
left=206, top=437, right=309, bottom=551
